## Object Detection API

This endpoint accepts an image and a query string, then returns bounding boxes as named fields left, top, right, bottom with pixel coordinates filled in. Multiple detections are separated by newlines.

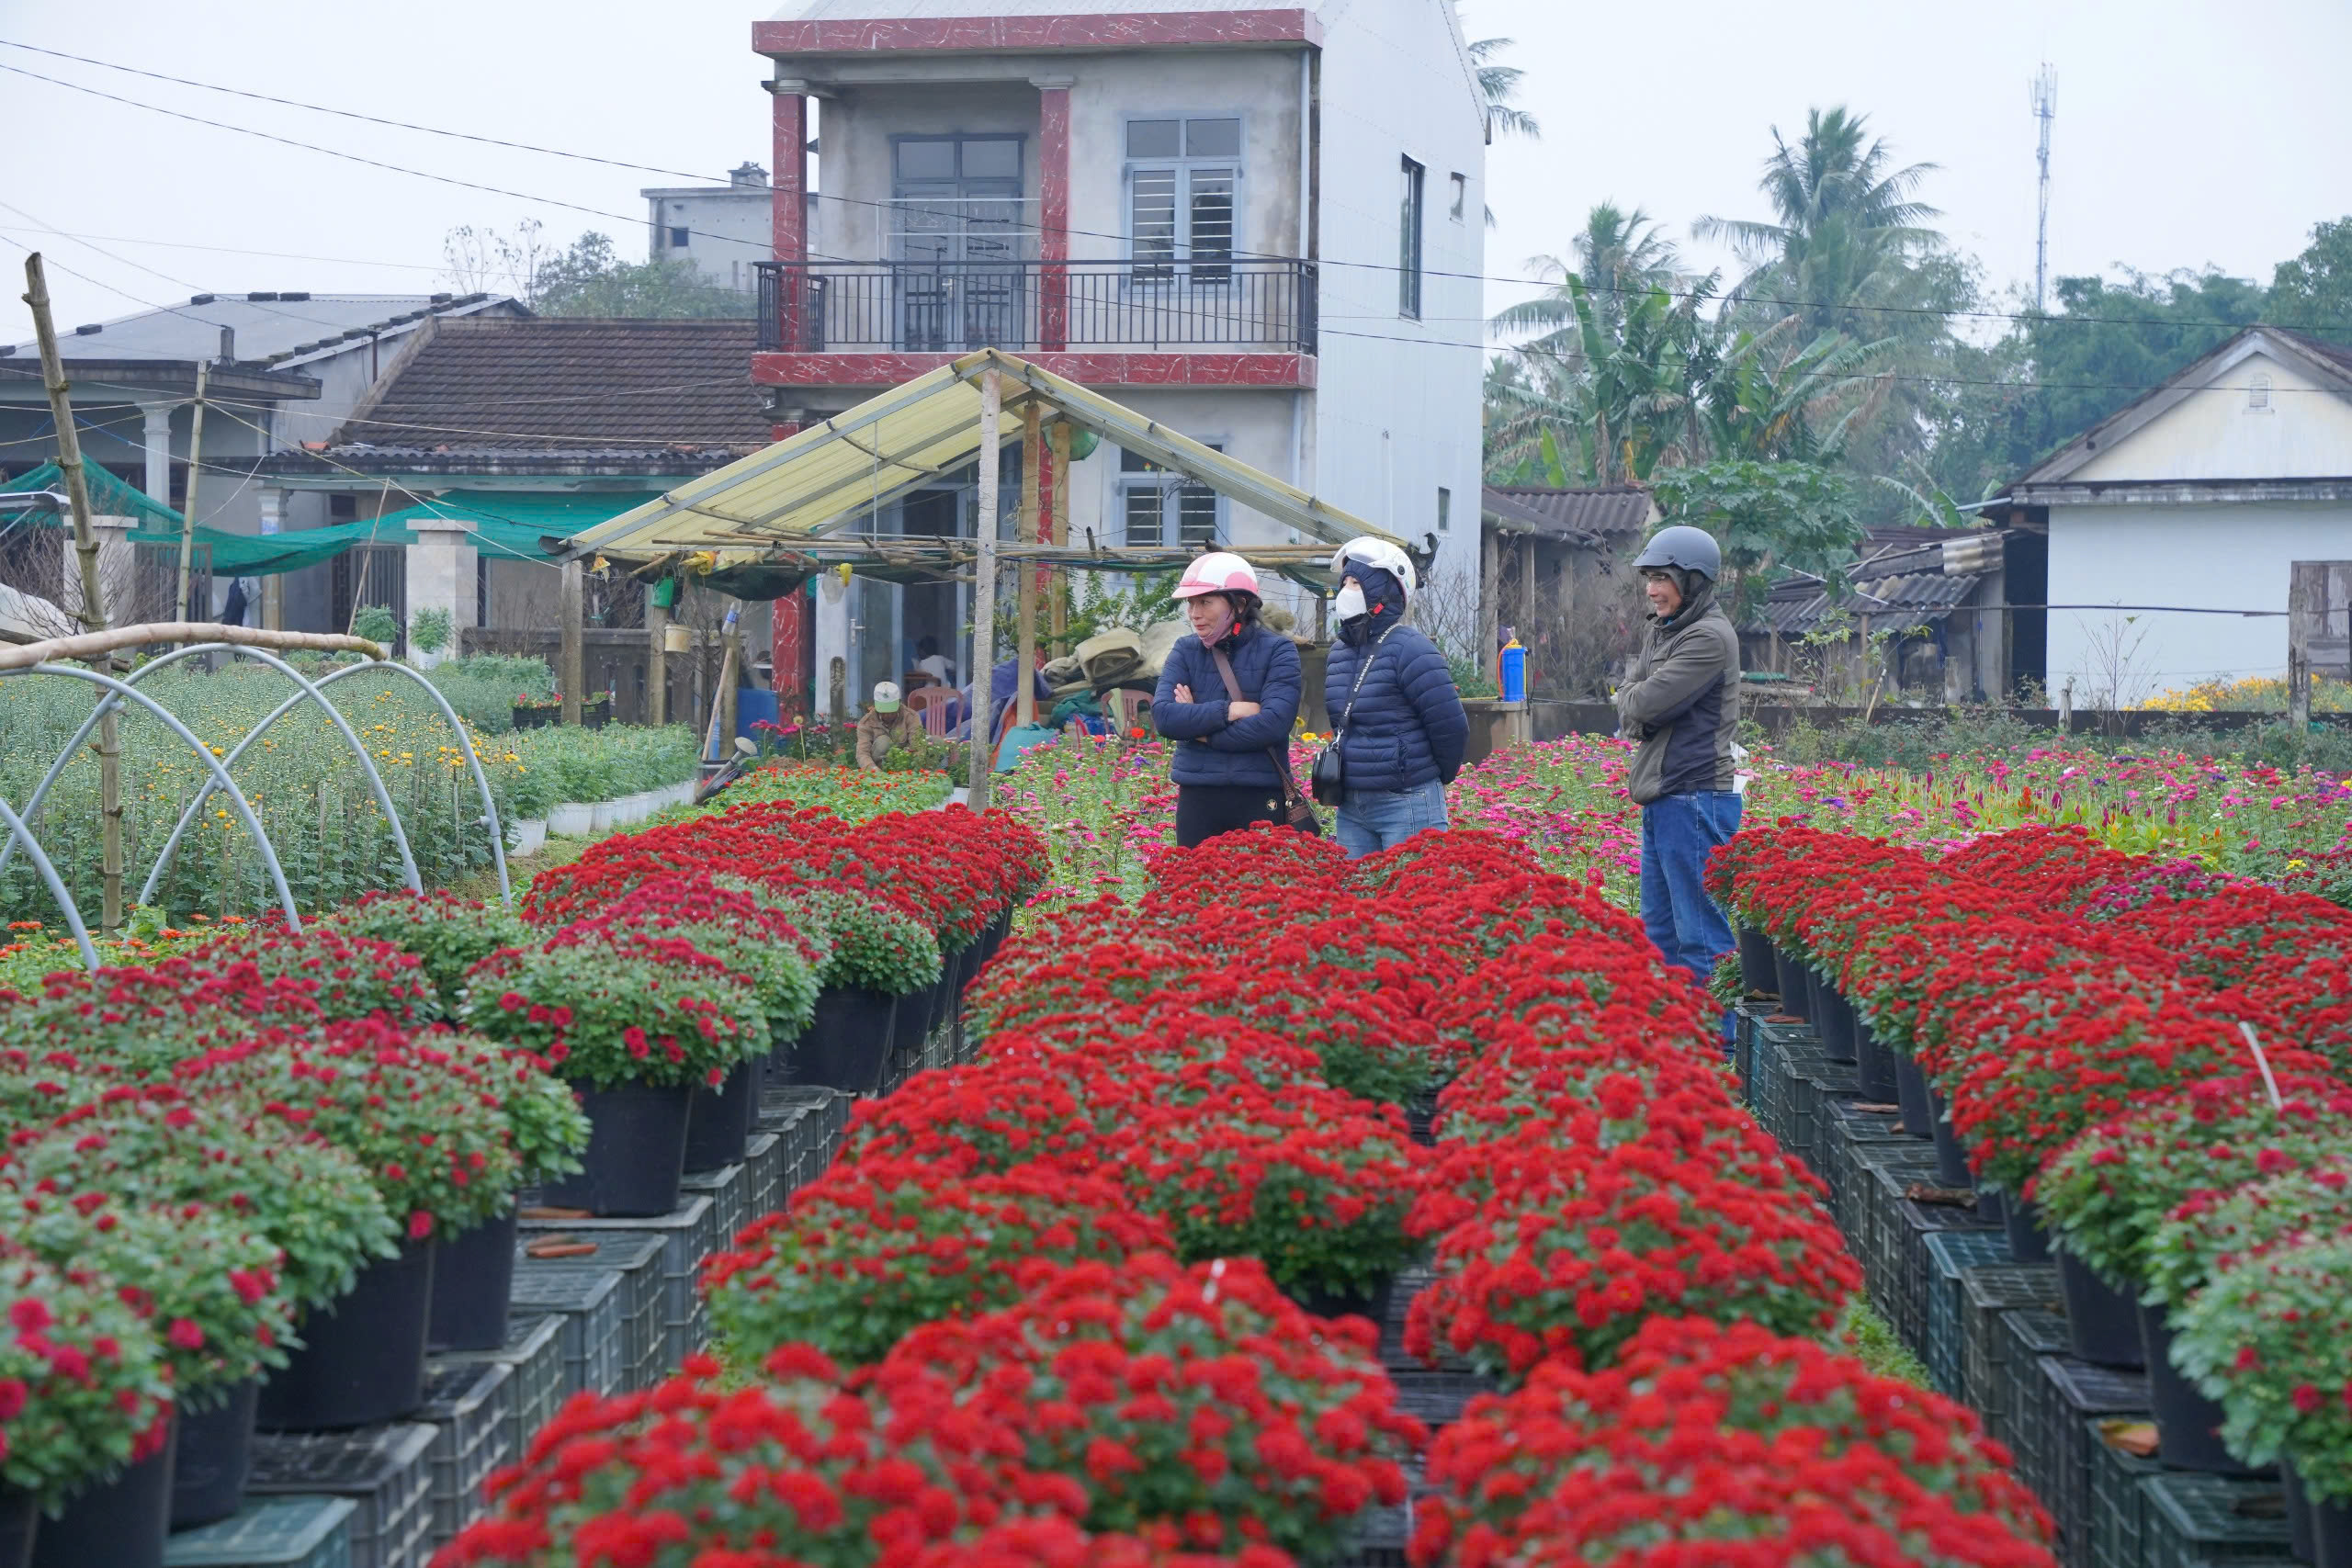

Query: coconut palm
left=1468, top=36, right=1541, bottom=141
left=1495, top=203, right=1682, bottom=349
left=1693, top=106, right=1944, bottom=339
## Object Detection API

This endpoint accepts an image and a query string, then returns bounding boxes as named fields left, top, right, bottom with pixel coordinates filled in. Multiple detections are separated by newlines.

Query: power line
left=0, top=225, right=450, bottom=275
left=11, top=41, right=2342, bottom=339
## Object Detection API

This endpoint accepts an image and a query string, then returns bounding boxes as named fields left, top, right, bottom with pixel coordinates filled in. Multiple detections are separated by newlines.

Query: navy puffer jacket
left=1322, top=568, right=1469, bottom=793
left=1152, top=623, right=1304, bottom=790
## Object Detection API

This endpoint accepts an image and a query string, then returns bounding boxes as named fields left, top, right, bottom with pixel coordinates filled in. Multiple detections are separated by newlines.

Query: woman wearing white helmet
left=1318, top=537, right=1468, bottom=858
left=1153, top=550, right=1307, bottom=848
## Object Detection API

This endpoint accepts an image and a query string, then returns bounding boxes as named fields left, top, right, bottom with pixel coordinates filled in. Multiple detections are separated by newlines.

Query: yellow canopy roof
left=563, top=349, right=1401, bottom=566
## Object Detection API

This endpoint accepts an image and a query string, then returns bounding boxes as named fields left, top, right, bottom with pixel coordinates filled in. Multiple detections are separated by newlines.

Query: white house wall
left=2072, top=348, right=2352, bottom=483
left=2045, top=501, right=2352, bottom=694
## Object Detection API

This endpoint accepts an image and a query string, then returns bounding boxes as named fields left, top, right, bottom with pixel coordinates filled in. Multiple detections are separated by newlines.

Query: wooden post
left=559, top=559, right=584, bottom=726
left=2287, top=561, right=2322, bottom=728
left=1049, top=420, right=1072, bottom=655
left=1478, top=524, right=1499, bottom=677
left=647, top=587, right=669, bottom=727
left=967, top=369, right=1002, bottom=809
left=175, top=362, right=208, bottom=621
left=22, top=253, right=124, bottom=934
left=1517, top=536, right=1536, bottom=638
left=1016, top=402, right=1042, bottom=727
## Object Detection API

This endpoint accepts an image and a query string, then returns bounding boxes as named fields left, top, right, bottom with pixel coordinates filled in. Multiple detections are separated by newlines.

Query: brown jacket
left=854, top=705, right=926, bottom=769
left=1616, top=585, right=1740, bottom=806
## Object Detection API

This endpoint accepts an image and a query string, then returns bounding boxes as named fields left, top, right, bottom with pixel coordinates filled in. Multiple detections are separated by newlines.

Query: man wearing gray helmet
left=1617, top=525, right=1744, bottom=1010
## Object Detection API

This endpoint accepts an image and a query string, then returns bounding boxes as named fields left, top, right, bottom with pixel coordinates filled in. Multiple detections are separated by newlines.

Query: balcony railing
left=754, top=258, right=1317, bottom=356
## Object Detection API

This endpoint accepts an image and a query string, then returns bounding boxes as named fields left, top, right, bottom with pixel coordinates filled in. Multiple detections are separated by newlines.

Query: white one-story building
left=1996, top=326, right=2352, bottom=705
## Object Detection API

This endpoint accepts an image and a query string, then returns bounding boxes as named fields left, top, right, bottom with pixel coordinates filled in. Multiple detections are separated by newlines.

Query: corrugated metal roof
left=1482, top=484, right=1658, bottom=537
left=1748, top=569, right=1989, bottom=637
left=3, top=293, right=516, bottom=367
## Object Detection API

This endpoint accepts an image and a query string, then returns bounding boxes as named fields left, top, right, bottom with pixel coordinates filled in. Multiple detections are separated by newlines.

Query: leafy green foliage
left=408, top=606, right=453, bottom=656
left=534, top=231, right=758, bottom=320
left=1647, top=459, right=1864, bottom=611
left=2270, top=215, right=2352, bottom=343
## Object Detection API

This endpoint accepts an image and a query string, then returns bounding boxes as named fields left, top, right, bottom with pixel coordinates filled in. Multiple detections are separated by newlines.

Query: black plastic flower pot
left=1978, top=1185, right=2007, bottom=1227
left=1892, top=1050, right=1934, bottom=1139
left=1771, top=945, right=1811, bottom=1021
left=2321, top=1492, right=2352, bottom=1568
left=2286, top=1462, right=2317, bottom=1564
left=429, top=1206, right=519, bottom=1353
left=1854, top=1012, right=1899, bottom=1102
left=541, top=1082, right=695, bottom=1219
left=1280, top=1273, right=1396, bottom=1326
left=2056, top=1249, right=2142, bottom=1367
left=170, top=1376, right=257, bottom=1529
left=792, top=987, right=898, bottom=1094
left=684, top=1059, right=762, bottom=1171
left=1736, top=926, right=1779, bottom=998
left=0, top=1485, right=36, bottom=1568
left=258, top=1238, right=435, bottom=1430
left=1927, top=1088, right=1973, bottom=1190
left=34, top=1415, right=173, bottom=1568
left=2001, top=1195, right=2052, bottom=1265
left=886, top=985, right=930, bottom=1064
left=1813, top=976, right=1857, bottom=1063
left=2138, top=1301, right=2248, bottom=1471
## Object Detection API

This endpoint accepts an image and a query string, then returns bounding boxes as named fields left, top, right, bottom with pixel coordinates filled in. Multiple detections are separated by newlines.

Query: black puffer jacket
left=1321, top=569, right=1468, bottom=793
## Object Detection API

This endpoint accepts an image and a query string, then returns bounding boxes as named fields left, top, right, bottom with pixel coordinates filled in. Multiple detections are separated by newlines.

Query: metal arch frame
left=0, top=795, right=97, bottom=970
left=0, top=643, right=420, bottom=901
left=10, top=663, right=304, bottom=929
left=358, top=660, right=511, bottom=906
left=139, top=658, right=432, bottom=908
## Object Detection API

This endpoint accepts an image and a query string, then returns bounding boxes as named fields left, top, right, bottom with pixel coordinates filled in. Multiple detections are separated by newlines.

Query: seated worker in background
left=913, top=635, right=956, bottom=688
left=855, top=681, right=926, bottom=770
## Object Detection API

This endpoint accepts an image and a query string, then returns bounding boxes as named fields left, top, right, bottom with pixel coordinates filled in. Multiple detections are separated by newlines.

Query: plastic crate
left=1852, top=1147, right=1943, bottom=1299
left=509, top=1265, right=626, bottom=1399
left=429, top=1313, right=561, bottom=1465
left=1923, top=1229, right=2015, bottom=1399
left=1380, top=1267, right=1472, bottom=1376
left=1385, top=1370, right=1497, bottom=1433
left=524, top=1234, right=668, bottom=1391
left=1338, top=1458, right=1426, bottom=1568
left=681, top=1157, right=749, bottom=1252
left=2087, top=1419, right=2165, bottom=1568
left=1995, top=1308, right=2073, bottom=1459
left=1963, top=1266, right=2064, bottom=1436
left=165, top=1496, right=356, bottom=1568
left=2024, top=1357, right=2151, bottom=1567
left=1885, top=1191, right=1999, bottom=1363
left=739, top=1130, right=785, bottom=1225
left=2141, top=1472, right=2293, bottom=1568
left=245, top=1424, right=435, bottom=1568
left=524, top=1199, right=716, bottom=1370
left=417, top=1359, right=513, bottom=1550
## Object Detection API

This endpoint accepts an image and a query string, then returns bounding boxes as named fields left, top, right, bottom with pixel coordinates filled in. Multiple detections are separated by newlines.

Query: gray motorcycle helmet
left=1634, top=525, right=1722, bottom=581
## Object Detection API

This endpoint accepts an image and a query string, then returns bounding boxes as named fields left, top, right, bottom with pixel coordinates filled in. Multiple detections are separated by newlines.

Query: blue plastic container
left=1499, top=644, right=1527, bottom=702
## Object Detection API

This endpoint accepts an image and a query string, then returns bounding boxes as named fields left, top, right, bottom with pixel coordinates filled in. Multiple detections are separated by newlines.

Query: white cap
left=1330, top=537, right=1417, bottom=600
left=872, top=681, right=902, bottom=712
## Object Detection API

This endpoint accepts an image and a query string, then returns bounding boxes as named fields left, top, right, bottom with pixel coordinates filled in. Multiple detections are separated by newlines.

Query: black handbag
left=1312, top=625, right=1396, bottom=807
left=1210, top=647, right=1320, bottom=836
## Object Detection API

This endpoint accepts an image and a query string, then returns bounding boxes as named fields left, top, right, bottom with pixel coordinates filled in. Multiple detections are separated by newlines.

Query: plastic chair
left=906, top=684, right=956, bottom=738
left=1108, top=688, right=1154, bottom=736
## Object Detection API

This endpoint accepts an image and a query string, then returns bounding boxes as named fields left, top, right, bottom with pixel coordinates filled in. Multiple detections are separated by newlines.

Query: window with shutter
left=1126, top=117, right=1243, bottom=284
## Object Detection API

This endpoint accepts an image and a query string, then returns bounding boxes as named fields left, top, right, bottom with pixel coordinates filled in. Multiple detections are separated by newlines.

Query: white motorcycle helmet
left=1329, top=537, right=1417, bottom=602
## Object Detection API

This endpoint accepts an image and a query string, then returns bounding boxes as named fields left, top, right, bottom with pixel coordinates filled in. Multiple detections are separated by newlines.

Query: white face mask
left=1333, top=584, right=1368, bottom=622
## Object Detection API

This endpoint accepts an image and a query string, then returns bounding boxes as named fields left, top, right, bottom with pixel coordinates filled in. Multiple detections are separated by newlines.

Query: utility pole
left=2030, top=64, right=2057, bottom=314
left=175, top=362, right=209, bottom=620
left=22, top=254, right=125, bottom=933
left=967, top=368, right=1001, bottom=810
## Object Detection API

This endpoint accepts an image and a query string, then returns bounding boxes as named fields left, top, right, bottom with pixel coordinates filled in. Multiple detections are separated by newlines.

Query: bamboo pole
left=1016, top=402, right=1042, bottom=728
left=647, top=590, right=669, bottom=726
left=1049, top=420, right=1072, bottom=656
left=175, top=362, right=209, bottom=620
left=967, top=369, right=1001, bottom=809
left=0, top=624, right=386, bottom=671
left=559, top=559, right=584, bottom=725
left=22, top=254, right=125, bottom=933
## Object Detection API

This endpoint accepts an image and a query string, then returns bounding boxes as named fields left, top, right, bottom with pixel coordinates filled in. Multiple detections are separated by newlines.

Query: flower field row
left=1712, top=821, right=2352, bottom=1508
left=998, top=730, right=2352, bottom=912
left=444, top=826, right=2062, bottom=1566
left=0, top=789, right=1045, bottom=1560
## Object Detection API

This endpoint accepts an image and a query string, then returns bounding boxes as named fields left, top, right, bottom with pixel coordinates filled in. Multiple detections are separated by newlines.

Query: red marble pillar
left=772, top=89, right=810, bottom=348
left=1036, top=80, right=1072, bottom=352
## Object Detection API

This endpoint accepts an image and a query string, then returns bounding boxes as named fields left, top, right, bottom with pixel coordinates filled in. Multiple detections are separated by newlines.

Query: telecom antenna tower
left=2030, top=64, right=2057, bottom=313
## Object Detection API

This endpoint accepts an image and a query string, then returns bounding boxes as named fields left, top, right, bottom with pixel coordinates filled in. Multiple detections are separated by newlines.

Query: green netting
left=367, top=491, right=658, bottom=564
left=1, top=462, right=187, bottom=530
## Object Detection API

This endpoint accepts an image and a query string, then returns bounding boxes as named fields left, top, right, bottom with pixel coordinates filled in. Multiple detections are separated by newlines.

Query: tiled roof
left=327, top=317, right=768, bottom=457
left=1746, top=528, right=2003, bottom=636
left=1482, top=484, right=1658, bottom=540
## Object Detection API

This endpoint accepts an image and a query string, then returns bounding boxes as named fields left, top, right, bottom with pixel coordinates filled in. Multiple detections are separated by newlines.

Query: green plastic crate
left=2022, top=1357, right=2151, bottom=1568
left=1963, top=1267, right=2063, bottom=1438
left=2142, top=1472, right=2294, bottom=1568
left=246, top=1425, right=435, bottom=1568
left=509, top=1267, right=625, bottom=1399
left=429, top=1314, right=560, bottom=1464
left=165, top=1496, right=356, bottom=1568
left=680, top=1156, right=750, bottom=1252
left=1923, top=1229, right=2015, bottom=1399
left=525, top=1197, right=716, bottom=1370
left=417, top=1360, right=512, bottom=1551
left=2087, top=1418, right=2165, bottom=1568
left=523, top=1234, right=667, bottom=1391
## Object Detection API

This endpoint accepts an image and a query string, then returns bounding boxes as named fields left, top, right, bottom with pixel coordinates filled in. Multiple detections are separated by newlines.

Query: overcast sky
left=5, top=0, right=2349, bottom=342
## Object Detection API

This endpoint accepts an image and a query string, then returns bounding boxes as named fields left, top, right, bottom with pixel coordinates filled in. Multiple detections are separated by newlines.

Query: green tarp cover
left=0, top=474, right=651, bottom=579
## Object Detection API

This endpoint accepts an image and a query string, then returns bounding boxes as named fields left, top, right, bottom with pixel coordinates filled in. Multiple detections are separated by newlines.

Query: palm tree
left=1494, top=203, right=1681, bottom=348
left=1487, top=276, right=1709, bottom=485
left=1693, top=107, right=1944, bottom=340
left=1468, top=36, right=1541, bottom=141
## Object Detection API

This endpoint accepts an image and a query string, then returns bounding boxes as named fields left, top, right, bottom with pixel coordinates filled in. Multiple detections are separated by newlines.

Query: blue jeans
left=1335, top=778, right=1449, bottom=859
left=1639, top=791, right=1744, bottom=990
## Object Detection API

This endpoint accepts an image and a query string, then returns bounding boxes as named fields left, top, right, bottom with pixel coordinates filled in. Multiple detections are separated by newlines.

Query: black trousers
left=1174, top=784, right=1283, bottom=849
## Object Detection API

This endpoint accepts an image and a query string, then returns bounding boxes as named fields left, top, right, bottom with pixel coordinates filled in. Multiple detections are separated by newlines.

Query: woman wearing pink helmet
left=1153, top=550, right=1306, bottom=848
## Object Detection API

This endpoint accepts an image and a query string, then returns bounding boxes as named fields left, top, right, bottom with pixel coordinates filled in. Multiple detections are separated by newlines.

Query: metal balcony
left=754, top=257, right=1317, bottom=356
